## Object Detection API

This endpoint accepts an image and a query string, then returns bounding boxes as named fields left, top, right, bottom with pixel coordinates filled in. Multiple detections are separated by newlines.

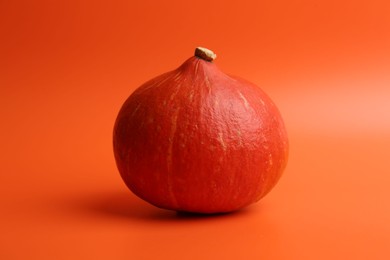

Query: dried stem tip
left=195, top=47, right=217, bottom=62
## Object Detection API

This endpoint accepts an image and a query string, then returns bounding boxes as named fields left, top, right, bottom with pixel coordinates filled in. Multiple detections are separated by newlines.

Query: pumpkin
left=113, top=47, right=288, bottom=213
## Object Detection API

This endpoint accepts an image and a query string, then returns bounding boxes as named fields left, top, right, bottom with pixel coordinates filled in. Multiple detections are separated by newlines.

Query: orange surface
left=1, top=0, right=390, bottom=259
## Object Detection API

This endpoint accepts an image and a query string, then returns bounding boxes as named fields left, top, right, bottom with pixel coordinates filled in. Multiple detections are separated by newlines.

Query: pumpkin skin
left=113, top=48, right=288, bottom=214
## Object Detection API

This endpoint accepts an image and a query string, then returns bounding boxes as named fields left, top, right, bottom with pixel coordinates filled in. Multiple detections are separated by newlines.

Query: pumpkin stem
left=195, top=47, right=217, bottom=62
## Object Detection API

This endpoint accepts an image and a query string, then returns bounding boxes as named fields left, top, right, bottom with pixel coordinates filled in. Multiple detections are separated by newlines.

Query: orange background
left=1, top=0, right=390, bottom=259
